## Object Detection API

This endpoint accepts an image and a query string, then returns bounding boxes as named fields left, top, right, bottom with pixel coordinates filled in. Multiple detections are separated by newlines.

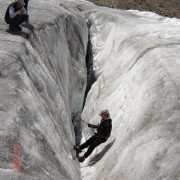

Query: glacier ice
left=0, top=0, right=180, bottom=180
left=81, top=5, right=180, bottom=180
left=0, top=0, right=88, bottom=179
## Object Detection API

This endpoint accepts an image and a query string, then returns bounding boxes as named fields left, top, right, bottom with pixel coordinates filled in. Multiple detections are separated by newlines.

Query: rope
left=80, top=118, right=88, bottom=125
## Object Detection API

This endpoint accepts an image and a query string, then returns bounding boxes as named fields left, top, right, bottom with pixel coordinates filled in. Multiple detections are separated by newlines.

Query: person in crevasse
left=74, top=109, right=112, bottom=162
left=4, top=0, right=29, bottom=31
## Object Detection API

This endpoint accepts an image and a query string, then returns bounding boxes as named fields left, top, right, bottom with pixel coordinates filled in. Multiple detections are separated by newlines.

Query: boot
left=74, top=145, right=82, bottom=153
left=78, top=156, right=85, bottom=163
left=9, top=25, right=22, bottom=31
left=16, top=25, right=22, bottom=31
left=9, top=25, right=18, bottom=31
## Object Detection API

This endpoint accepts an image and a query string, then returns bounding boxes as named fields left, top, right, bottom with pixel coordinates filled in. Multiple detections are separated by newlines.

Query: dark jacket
left=89, top=119, right=112, bottom=139
left=5, top=2, right=19, bottom=22
left=4, top=2, right=26, bottom=23
left=97, top=119, right=112, bottom=138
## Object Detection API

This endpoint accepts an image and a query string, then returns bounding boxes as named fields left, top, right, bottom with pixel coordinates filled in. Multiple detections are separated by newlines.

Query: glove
left=88, top=123, right=93, bottom=128
left=88, top=123, right=99, bottom=128
left=20, top=8, right=24, bottom=13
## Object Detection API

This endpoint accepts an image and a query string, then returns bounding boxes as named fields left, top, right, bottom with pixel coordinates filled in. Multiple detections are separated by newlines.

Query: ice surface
left=81, top=5, right=180, bottom=180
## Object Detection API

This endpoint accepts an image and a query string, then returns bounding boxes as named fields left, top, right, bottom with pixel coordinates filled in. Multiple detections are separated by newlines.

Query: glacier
left=0, top=0, right=180, bottom=180
left=80, top=4, right=180, bottom=180
left=0, top=0, right=89, bottom=179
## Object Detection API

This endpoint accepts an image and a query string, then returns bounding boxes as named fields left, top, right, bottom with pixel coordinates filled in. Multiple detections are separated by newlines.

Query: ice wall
left=81, top=6, right=180, bottom=180
left=1, top=0, right=180, bottom=179
left=0, top=0, right=88, bottom=179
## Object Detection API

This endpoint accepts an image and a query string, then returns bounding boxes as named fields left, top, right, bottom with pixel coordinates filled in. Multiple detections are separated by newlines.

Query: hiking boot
left=9, top=25, right=18, bottom=31
left=16, top=25, right=22, bottom=31
left=78, top=156, right=85, bottom=163
left=74, top=145, right=82, bottom=153
left=9, top=25, right=22, bottom=31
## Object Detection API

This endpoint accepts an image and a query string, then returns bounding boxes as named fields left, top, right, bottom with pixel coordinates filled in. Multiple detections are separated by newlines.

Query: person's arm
left=9, top=6, right=21, bottom=18
left=9, top=6, right=26, bottom=18
left=21, top=7, right=27, bottom=14
left=88, top=123, right=99, bottom=128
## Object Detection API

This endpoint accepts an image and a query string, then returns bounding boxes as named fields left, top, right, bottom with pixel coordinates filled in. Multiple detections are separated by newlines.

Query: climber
left=74, top=110, right=112, bottom=162
left=4, top=0, right=29, bottom=31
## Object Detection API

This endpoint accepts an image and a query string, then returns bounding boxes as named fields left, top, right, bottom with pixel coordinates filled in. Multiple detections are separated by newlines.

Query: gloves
left=88, top=123, right=99, bottom=128
left=88, top=123, right=93, bottom=128
left=20, top=8, right=25, bottom=14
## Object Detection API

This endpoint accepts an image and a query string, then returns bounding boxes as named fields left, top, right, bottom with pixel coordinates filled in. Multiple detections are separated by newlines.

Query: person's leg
left=83, top=137, right=102, bottom=158
left=8, top=15, right=21, bottom=30
left=24, top=0, right=29, bottom=11
left=78, top=137, right=106, bottom=162
left=79, top=135, right=96, bottom=150
left=9, top=14, right=28, bottom=31
left=74, top=135, right=96, bottom=153
left=18, top=14, right=28, bottom=24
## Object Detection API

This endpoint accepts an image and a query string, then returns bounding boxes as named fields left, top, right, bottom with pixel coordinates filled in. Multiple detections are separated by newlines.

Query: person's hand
left=20, top=8, right=25, bottom=14
left=17, top=2, right=24, bottom=12
left=88, top=123, right=93, bottom=128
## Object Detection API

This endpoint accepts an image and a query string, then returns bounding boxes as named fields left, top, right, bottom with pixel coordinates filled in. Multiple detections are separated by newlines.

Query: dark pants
left=80, top=134, right=107, bottom=158
left=5, top=14, right=28, bottom=27
left=24, top=0, right=29, bottom=11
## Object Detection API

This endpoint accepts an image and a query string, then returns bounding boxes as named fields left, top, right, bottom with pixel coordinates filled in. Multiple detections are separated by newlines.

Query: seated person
left=4, top=0, right=29, bottom=31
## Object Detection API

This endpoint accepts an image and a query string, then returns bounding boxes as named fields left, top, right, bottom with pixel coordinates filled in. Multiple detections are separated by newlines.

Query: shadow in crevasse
left=88, top=137, right=116, bottom=166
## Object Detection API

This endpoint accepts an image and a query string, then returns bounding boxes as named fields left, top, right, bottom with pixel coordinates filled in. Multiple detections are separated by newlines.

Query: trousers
left=80, top=134, right=107, bottom=158
left=5, top=14, right=28, bottom=27
left=24, top=0, right=29, bottom=11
